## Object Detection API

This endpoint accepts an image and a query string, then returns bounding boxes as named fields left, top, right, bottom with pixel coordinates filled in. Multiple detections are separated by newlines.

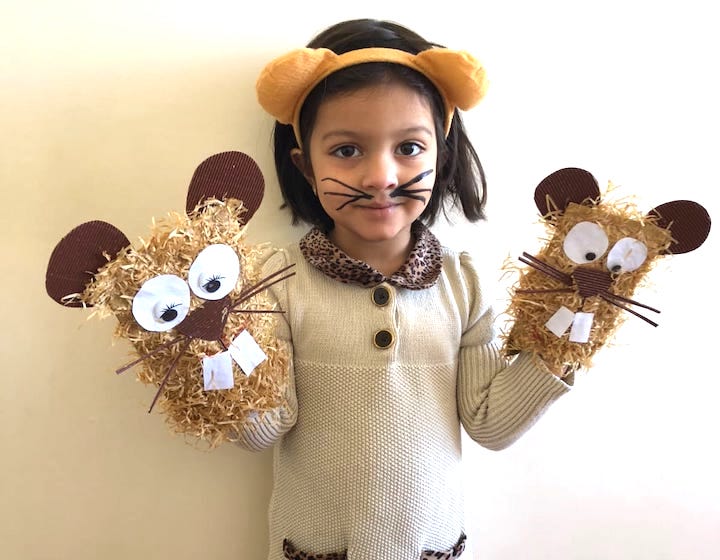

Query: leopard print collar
left=299, top=222, right=443, bottom=290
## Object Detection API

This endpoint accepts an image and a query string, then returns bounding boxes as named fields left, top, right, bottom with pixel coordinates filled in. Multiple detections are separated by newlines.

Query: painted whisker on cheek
left=389, top=169, right=434, bottom=203
left=321, top=177, right=374, bottom=210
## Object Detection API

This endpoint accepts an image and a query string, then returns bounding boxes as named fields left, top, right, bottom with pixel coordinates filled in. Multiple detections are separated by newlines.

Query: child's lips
left=361, top=201, right=398, bottom=210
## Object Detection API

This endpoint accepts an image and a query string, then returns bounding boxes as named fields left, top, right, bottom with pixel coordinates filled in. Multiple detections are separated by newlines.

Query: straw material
left=82, top=198, right=289, bottom=448
left=501, top=185, right=673, bottom=376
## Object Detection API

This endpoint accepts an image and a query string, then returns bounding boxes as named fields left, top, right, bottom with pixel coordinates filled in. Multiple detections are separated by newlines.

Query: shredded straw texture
left=83, top=199, right=289, bottom=448
left=501, top=187, right=672, bottom=376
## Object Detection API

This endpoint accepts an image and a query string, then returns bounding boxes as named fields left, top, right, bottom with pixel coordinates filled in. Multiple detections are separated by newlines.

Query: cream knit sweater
left=238, top=238, right=571, bottom=560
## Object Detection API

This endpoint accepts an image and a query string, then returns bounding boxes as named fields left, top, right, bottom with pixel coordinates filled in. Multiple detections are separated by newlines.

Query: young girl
left=241, top=18, right=572, bottom=560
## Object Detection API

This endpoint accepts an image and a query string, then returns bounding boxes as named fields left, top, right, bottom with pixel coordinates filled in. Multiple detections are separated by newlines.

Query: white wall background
left=2, top=1, right=718, bottom=559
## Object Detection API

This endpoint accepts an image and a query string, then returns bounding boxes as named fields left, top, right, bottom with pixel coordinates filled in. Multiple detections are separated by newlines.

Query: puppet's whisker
left=519, top=253, right=572, bottom=284
left=235, top=264, right=296, bottom=301
left=231, top=309, right=286, bottom=314
left=233, top=273, right=296, bottom=307
left=230, top=266, right=296, bottom=312
left=116, top=335, right=185, bottom=375
left=603, top=292, right=661, bottom=314
left=515, top=288, right=575, bottom=295
left=598, top=294, right=659, bottom=327
left=147, top=338, right=192, bottom=413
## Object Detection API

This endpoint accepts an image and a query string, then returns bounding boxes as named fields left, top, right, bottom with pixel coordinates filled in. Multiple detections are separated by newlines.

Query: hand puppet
left=502, top=167, right=711, bottom=376
left=46, top=151, right=294, bottom=447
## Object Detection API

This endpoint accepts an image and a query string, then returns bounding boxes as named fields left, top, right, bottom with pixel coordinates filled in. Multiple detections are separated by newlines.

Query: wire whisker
left=519, top=253, right=573, bottom=284
left=603, top=292, right=661, bottom=314
left=147, top=337, right=192, bottom=413
left=231, top=268, right=296, bottom=312
left=116, top=335, right=185, bottom=375
left=515, top=288, right=575, bottom=295
left=598, top=294, right=659, bottom=327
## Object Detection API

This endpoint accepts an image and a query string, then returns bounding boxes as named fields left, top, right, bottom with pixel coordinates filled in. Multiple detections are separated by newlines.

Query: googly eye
left=187, top=244, right=240, bottom=300
left=132, top=274, right=191, bottom=332
left=563, top=222, right=609, bottom=265
left=606, top=237, right=648, bottom=274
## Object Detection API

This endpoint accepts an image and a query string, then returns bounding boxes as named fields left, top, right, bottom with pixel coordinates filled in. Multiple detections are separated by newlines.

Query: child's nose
left=360, top=153, right=398, bottom=191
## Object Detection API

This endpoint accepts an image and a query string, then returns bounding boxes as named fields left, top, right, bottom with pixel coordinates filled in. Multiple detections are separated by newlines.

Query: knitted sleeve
left=455, top=252, right=571, bottom=451
left=234, top=248, right=298, bottom=451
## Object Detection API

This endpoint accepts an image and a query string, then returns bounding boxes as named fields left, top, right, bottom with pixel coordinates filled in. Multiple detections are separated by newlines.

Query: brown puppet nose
left=572, top=267, right=612, bottom=299
left=175, top=296, right=231, bottom=341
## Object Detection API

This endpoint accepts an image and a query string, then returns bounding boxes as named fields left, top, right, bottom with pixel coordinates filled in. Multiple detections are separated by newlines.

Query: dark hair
left=272, top=18, right=487, bottom=231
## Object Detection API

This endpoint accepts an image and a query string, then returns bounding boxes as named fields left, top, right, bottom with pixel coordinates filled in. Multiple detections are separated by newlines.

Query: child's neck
left=328, top=228, right=414, bottom=277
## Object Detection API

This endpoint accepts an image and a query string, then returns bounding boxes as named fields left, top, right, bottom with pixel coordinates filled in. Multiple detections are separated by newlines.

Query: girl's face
left=298, top=81, right=438, bottom=255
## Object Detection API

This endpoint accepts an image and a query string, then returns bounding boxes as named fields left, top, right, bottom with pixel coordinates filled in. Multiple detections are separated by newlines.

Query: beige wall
left=3, top=1, right=719, bottom=559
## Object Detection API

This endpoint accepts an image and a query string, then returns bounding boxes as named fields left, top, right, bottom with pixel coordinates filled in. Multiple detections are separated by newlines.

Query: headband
left=256, top=46, right=488, bottom=147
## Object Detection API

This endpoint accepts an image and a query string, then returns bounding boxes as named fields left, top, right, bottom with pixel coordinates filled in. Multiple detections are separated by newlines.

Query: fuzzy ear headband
left=256, top=47, right=488, bottom=146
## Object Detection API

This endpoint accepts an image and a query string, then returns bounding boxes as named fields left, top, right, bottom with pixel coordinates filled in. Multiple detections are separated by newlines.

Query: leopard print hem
left=283, top=538, right=347, bottom=559
left=421, top=532, right=466, bottom=559
left=282, top=532, right=466, bottom=559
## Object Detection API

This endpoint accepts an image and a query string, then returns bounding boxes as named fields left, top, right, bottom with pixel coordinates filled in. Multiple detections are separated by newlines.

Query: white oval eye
left=563, top=222, right=609, bottom=265
left=606, top=237, right=648, bottom=273
left=187, top=244, right=240, bottom=300
left=132, top=274, right=190, bottom=332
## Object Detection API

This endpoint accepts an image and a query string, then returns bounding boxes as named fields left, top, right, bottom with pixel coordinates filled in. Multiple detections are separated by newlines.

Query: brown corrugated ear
left=46, top=221, right=130, bottom=307
left=534, top=167, right=601, bottom=218
left=185, top=151, right=265, bottom=221
left=647, top=200, right=711, bottom=254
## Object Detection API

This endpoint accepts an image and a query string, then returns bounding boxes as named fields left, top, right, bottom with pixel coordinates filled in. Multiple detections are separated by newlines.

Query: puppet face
left=503, top=167, right=711, bottom=375
left=46, top=152, right=293, bottom=447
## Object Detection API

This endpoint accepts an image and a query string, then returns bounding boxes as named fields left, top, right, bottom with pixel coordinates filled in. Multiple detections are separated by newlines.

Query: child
left=241, top=18, right=572, bottom=560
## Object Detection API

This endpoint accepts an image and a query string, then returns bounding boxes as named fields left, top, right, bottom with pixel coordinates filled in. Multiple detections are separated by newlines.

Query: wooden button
left=373, top=329, right=394, bottom=349
left=372, top=286, right=390, bottom=306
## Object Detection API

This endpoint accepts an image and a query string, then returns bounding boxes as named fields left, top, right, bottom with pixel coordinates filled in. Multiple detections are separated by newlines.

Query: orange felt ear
left=647, top=200, right=711, bottom=254
left=256, top=48, right=334, bottom=126
left=185, top=151, right=265, bottom=221
left=534, top=167, right=601, bottom=218
left=414, top=49, right=488, bottom=111
left=46, top=221, right=130, bottom=307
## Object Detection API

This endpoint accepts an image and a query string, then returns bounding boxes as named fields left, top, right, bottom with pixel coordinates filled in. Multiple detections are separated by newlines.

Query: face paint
left=320, top=177, right=374, bottom=210
left=320, top=169, right=434, bottom=211
left=389, top=169, right=434, bottom=203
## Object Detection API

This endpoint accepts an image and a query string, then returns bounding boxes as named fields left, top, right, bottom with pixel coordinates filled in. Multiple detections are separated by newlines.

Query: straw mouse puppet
left=503, top=167, right=711, bottom=377
left=45, top=151, right=294, bottom=448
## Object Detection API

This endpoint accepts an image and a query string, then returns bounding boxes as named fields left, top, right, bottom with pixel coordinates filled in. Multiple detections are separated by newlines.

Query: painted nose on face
left=361, top=153, right=398, bottom=191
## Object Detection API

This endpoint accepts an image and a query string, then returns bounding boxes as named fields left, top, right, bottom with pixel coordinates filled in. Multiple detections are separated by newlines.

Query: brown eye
left=332, top=145, right=360, bottom=158
left=397, top=142, right=422, bottom=156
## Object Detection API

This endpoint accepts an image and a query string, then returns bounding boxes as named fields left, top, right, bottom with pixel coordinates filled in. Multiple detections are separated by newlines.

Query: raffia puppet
left=45, top=151, right=294, bottom=448
left=502, top=167, right=711, bottom=377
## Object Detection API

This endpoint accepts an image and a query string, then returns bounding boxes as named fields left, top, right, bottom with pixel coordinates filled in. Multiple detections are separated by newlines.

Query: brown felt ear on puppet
left=46, top=221, right=130, bottom=307
left=534, top=167, right=601, bottom=218
left=647, top=200, right=711, bottom=254
left=185, top=151, right=265, bottom=221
